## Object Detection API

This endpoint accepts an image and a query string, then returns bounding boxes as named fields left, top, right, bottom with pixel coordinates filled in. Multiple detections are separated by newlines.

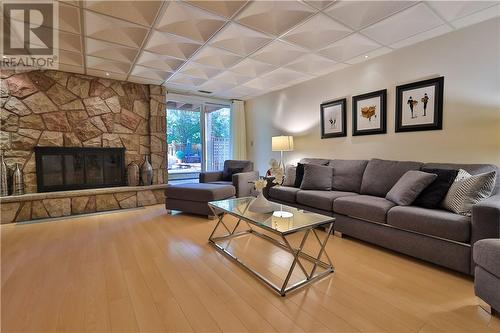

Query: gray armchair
left=199, top=160, right=259, bottom=197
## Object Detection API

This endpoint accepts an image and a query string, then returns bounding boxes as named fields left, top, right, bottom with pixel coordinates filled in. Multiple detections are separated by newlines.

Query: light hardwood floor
left=1, top=205, right=499, bottom=333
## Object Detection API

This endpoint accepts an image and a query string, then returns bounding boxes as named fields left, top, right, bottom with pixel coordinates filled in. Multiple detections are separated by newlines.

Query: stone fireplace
left=0, top=69, right=168, bottom=223
left=35, top=147, right=126, bottom=192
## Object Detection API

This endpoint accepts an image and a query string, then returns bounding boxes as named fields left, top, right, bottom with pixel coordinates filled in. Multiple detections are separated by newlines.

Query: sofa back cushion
left=360, top=159, right=423, bottom=197
left=223, top=160, right=253, bottom=173
left=422, top=162, right=500, bottom=195
left=300, top=164, right=333, bottom=190
left=329, top=159, right=368, bottom=193
left=299, top=158, right=330, bottom=166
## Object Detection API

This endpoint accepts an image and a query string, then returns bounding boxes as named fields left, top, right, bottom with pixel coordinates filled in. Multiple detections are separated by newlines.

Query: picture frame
left=352, top=89, right=387, bottom=136
left=395, top=76, right=444, bottom=132
left=320, top=98, right=347, bottom=138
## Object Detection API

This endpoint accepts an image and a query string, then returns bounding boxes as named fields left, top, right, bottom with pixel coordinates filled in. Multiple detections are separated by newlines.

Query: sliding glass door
left=166, top=97, right=231, bottom=181
left=205, top=105, right=231, bottom=172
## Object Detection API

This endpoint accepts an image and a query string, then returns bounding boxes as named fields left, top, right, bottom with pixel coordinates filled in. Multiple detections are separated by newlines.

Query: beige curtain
left=231, top=100, right=247, bottom=160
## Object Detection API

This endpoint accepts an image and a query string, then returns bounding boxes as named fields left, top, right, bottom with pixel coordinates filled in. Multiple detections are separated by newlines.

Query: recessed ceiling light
left=364, top=55, right=369, bottom=59
left=105, top=72, right=110, bottom=76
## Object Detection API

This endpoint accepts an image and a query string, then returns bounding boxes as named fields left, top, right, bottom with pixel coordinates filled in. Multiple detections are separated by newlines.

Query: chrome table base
left=208, top=211, right=334, bottom=297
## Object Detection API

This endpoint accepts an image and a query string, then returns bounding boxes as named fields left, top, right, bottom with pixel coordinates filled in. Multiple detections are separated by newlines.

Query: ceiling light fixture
left=105, top=72, right=110, bottom=76
left=364, top=55, right=369, bottom=59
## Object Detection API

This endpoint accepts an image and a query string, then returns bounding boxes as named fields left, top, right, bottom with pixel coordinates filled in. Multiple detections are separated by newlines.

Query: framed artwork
left=320, top=98, right=347, bottom=138
left=352, top=89, right=387, bottom=136
left=395, top=76, right=444, bottom=132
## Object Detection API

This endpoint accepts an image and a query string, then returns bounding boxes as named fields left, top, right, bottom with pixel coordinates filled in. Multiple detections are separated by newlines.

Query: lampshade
left=272, top=136, right=294, bottom=152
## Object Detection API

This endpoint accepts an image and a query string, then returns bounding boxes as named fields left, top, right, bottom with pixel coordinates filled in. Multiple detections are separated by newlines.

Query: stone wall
left=0, top=185, right=167, bottom=223
left=1, top=69, right=167, bottom=193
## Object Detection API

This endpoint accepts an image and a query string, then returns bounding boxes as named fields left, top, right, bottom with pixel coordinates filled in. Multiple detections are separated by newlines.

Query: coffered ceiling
left=9, top=1, right=500, bottom=100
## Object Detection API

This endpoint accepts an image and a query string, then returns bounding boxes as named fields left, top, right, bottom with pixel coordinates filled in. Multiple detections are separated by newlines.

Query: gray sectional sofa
left=264, top=158, right=500, bottom=275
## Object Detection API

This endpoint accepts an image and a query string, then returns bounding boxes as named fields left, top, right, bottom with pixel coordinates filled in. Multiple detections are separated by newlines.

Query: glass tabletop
left=208, top=197, right=335, bottom=235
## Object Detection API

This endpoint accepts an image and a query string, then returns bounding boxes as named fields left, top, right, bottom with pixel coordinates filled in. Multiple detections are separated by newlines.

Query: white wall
left=245, top=18, right=500, bottom=174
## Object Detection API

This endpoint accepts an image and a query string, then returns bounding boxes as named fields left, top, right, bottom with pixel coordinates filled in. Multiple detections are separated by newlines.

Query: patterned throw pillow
left=282, top=165, right=297, bottom=186
left=442, top=169, right=497, bottom=216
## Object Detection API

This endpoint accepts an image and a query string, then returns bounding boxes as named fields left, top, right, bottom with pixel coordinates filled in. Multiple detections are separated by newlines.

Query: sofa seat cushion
left=333, top=195, right=396, bottom=223
left=268, top=186, right=300, bottom=203
left=296, top=190, right=358, bottom=211
left=387, top=206, right=470, bottom=243
left=474, top=239, right=500, bottom=277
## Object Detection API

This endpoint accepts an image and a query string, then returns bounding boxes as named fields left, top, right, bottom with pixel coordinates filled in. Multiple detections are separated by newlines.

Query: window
left=166, top=96, right=231, bottom=181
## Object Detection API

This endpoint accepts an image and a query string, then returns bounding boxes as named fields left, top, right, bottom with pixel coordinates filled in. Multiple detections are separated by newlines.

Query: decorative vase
left=12, top=163, right=24, bottom=195
left=140, top=156, right=153, bottom=186
left=0, top=156, right=8, bottom=196
left=127, top=161, right=140, bottom=186
left=248, top=191, right=275, bottom=213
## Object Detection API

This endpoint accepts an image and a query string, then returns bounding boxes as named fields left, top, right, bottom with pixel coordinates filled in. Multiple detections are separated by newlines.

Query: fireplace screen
left=35, top=147, right=125, bottom=192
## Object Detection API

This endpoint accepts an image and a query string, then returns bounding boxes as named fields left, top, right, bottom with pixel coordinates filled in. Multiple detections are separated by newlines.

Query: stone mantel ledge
left=0, top=184, right=168, bottom=203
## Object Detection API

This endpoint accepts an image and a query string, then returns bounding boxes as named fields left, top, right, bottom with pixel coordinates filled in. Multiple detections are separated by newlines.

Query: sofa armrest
left=199, top=171, right=223, bottom=183
left=232, top=171, right=259, bottom=197
left=471, top=194, right=500, bottom=245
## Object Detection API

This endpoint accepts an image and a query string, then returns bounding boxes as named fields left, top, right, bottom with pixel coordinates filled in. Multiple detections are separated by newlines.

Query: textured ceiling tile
left=218, top=85, right=264, bottom=99
left=361, top=3, right=444, bottom=45
left=197, top=80, right=238, bottom=93
left=179, top=62, right=223, bottom=80
left=427, top=1, right=497, bottom=22
left=304, top=1, right=336, bottom=10
left=345, top=47, right=392, bottom=64
left=131, top=65, right=172, bottom=81
left=85, top=0, right=162, bottom=26
left=250, top=40, right=308, bottom=66
left=186, top=1, right=249, bottom=18
left=57, top=49, right=83, bottom=67
left=228, top=58, right=277, bottom=77
left=449, top=4, right=500, bottom=28
left=209, top=23, right=273, bottom=56
left=84, top=10, right=149, bottom=48
left=211, top=71, right=253, bottom=85
left=59, top=31, right=82, bottom=53
left=326, top=1, right=415, bottom=30
left=318, top=33, right=380, bottom=62
left=57, top=64, right=85, bottom=74
left=86, top=68, right=127, bottom=81
left=59, top=3, right=81, bottom=34
left=86, top=55, right=132, bottom=74
left=282, top=13, right=352, bottom=50
left=191, top=46, right=243, bottom=69
left=235, top=1, right=316, bottom=36
left=86, top=38, right=138, bottom=63
left=284, top=53, right=338, bottom=76
left=129, top=75, right=164, bottom=85
left=136, top=51, right=185, bottom=72
left=156, top=1, right=226, bottom=43
left=145, top=31, right=202, bottom=60
left=390, top=25, right=452, bottom=49
left=258, top=68, right=313, bottom=88
left=168, top=73, right=206, bottom=87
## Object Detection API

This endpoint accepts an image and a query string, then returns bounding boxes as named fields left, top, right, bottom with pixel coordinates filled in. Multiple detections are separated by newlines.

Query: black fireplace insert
left=35, top=147, right=126, bottom=192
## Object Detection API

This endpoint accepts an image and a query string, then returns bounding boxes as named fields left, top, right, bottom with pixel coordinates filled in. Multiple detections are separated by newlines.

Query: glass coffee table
left=208, top=197, right=335, bottom=296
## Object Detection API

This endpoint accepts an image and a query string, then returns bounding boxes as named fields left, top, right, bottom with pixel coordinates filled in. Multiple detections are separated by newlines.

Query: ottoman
left=473, top=239, right=500, bottom=315
left=165, top=183, right=236, bottom=218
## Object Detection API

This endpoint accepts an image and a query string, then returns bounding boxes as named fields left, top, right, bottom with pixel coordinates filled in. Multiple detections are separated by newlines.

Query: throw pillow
left=300, top=164, right=333, bottom=191
left=222, top=167, right=244, bottom=181
left=413, top=168, right=459, bottom=208
left=294, top=163, right=306, bottom=188
left=442, top=169, right=497, bottom=215
left=385, top=170, right=438, bottom=206
left=283, top=165, right=297, bottom=186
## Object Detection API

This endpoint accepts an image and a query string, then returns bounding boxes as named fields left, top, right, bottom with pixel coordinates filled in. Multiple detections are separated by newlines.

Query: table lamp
left=272, top=135, right=294, bottom=168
